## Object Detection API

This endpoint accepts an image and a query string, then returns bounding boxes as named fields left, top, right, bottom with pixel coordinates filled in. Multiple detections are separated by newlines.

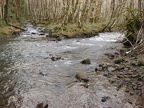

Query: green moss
left=0, top=26, right=20, bottom=37
left=80, top=58, right=91, bottom=64
left=0, top=20, right=7, bottom=26
left=45, top=23, right=106, bottom=38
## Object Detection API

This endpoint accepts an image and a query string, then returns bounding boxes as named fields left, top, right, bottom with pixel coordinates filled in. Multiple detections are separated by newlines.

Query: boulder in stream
left=51, top=56, right=61, bottom=61
left=101, top=96, right=111, bottom=102
left=80, top=58, right=91, bottom=64
left=75, top=72, right=89, bottom=83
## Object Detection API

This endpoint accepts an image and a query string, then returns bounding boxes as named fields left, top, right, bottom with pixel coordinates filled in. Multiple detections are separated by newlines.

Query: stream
left=0, top=24, right=133, bottom=108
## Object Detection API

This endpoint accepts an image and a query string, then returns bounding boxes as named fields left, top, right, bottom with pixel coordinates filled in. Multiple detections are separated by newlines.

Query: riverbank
left=98, top=46, right=144, bottom=107
left=42, top=23, right=108, bottom=38
left=0, top=25, right=21, bottom=40
left=0, top=22, right=110, bottom=41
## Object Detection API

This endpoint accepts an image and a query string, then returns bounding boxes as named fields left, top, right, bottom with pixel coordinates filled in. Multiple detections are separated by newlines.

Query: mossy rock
left=80, top=58, right=91, bottom=64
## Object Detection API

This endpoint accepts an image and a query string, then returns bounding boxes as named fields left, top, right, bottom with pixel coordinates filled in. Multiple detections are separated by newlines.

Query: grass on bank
left=44, top=23, right=107, bottom=38
left=0, top=20, right=20, bottom=37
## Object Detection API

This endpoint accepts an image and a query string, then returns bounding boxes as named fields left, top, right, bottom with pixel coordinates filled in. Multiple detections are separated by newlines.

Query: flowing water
left=0, top=24, right=133, bottom=108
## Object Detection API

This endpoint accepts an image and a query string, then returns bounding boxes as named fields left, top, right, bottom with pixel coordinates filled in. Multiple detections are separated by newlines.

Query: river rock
left=39, top=72, right=48, bottom=76
left=114, top=58, right=123, bottom=64
left=138, top=57, right=144, bottom=66
left=12, top=31, right=20, bottom=36
left=51, top=56, right=61, bottom=61
left=135, top=96, right=144, bottom=108
left=141, top=85, right=144, bottom=96
left=39, top=33, right=45, bottom=35
left=36, top=101, right=48, bottom=108
left=101, top=96, right=110, bottom=102
left=98, top=64, right=108, bottom=71
left=80, top=58, right=91, bottom=64
left=119, top=49, right=126, bottom=56
left=37, top=27, right=44, bottom=32
left=107, top=67, right=116, bottom=72
left=95, top=68, right=98, bottom=72
left=46, top=30, right=52, bottom=37
left=56, top=36, right=64, bottom=41
left=125, top=86, right=130, bottom=92
left=31, top=32, right=37, bottom=34
left=75, top=72, right=89, bottom=83
left=105, top=53, right=115, bottom=59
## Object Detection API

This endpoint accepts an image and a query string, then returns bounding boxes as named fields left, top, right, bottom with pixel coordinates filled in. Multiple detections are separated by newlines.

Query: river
left=0, top=24, right=133, bottom=108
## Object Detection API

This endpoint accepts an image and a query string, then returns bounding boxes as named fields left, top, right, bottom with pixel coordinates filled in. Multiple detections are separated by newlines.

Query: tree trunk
left=4, top=0, right=9, bottom=23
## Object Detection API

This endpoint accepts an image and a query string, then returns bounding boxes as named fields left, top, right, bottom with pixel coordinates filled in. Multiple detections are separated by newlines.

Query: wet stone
left=103, top=73, right=111, bottom=78
left=131, top=74, right=140, bottom=78
left=124, top=78, right=131, bottom=82
left=98, top=64, right=109, bottom=71
left=130, top=61, right=137, bottom=66
left=120, top=49, right=126, bottom=56
left=107, top=67, right=116, bottom=72
left=31, top=32, right=37, bottom=34
left=36, top=101, right=48, bottom=108
left=117, top=75, right=123, bottom=79
left=105, top=53, right=115, bottom=59
left=101, top=96, right=111, bottom=102
left=95, top=68, right=98, bottom=72
left=39, top=72, right=48, bottom=76
left=56, top=36, right=64, bottom=41
left=75, top=72, right=89, bottom=83
left=80, top=83, right=90, bottom=88
left=124, top=67, right=129, bottom=71
left=116, top=65, right=125, bottom=70
left=80, top=58, right=91, bottom=64
left=138, top=57, right=144, bottom=66
left=109, top=79, right=115, bottom=84
left=39, top=33, right=45, bottom=35
left=135, top=96, right=144, bottom=108
left=114, top=58, right=123, bottom=64
left=125, top=86, right=130, bottom=93
left=51, top=56, right=61, bottom=61
left=141, top=86, right=144, bottom=96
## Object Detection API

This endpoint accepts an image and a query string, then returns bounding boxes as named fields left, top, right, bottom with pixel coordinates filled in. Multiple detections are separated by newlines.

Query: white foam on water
left=61, top=46, right=77, bottom=50
left=73, top=41, right=95, bottom=46
left=89, top=32, right=124, bottom=42
left=64, top=61, right=72, bottom=65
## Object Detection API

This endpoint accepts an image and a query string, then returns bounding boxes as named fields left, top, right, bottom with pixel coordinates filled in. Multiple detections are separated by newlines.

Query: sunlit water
left=0, top=25, right=132, bottom=108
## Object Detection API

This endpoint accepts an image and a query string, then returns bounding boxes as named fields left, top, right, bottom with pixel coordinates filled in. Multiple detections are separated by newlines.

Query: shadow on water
left=0, top=24, right=132, bottom=108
